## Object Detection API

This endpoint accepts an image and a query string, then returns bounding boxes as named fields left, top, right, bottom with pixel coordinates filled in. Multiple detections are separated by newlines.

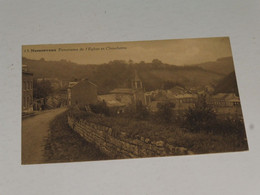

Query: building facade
left=106, top=70, right=149, bottom=109
left=22, top=65, right=33, bottom=113
left=131, top=70, right=146, bottom=105
left=208, top=93, right=243, bottom=119
left=68, top=79, right=97, bottom=106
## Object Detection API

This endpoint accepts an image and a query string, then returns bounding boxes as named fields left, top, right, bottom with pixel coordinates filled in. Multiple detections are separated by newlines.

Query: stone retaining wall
left=68, top=116, right=193, bottom=159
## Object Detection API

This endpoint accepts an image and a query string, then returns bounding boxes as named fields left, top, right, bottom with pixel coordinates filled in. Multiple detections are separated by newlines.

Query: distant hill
left=22, top=57, right=224, bottom=94
left=214, top=71, right=239, bottom=96
left=190, top=57, right=235, bottom=75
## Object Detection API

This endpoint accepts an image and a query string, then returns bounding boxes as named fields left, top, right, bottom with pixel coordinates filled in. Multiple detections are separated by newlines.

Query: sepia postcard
left=22, top=37, right=248, bottom=165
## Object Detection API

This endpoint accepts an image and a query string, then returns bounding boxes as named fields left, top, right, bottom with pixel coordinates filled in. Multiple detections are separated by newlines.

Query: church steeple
left=132, top=70, right=143, bottom=89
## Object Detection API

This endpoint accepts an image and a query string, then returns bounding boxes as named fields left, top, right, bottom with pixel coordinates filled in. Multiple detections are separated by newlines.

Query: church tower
left=132, top=70, right=143, bottom=89
left=132, top=70, right=145, bottom=105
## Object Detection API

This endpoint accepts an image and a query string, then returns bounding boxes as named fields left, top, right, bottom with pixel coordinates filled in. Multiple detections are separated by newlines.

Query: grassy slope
left=75, top=113, right=248, bottom=155
left=192, top=56, right=235, bottom=75
left=44, top=111, right=108, bottom=163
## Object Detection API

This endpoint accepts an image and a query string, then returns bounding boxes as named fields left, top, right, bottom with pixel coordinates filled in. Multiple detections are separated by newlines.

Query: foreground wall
left=68, top=116, right=193, bottom=159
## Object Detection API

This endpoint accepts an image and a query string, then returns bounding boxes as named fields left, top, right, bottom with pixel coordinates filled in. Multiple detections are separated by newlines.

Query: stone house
left=208, top=93, right=243, bottom=119
left=107, top=70, right=150, bottom=107
left=22, top=65, right=33, bottom=113
left=67, top=79, right=97, bottom=106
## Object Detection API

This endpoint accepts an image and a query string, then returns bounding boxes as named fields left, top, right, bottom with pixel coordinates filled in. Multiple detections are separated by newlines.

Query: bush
left=121, top=102, right=150, bottom=120
left=68, top=106, right=92, bottom=121
left=183, top=95, right=247, bottom=139
left=135, top=101, right=150, bottom=120
left=156, top=101, right=175, bottom=123
left=89, top=101, right=110, bottom=116
left=210, top=118, right=247, bottom=138
left=183, top=95, right=216, bottom=132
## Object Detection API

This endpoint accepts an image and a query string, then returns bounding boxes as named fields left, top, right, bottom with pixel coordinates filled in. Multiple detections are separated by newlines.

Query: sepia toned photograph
left=22, top=37, right=248, bottom=165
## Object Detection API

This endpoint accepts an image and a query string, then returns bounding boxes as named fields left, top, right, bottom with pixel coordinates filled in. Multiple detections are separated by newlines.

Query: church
left=98, top=70, right=151, bottom=110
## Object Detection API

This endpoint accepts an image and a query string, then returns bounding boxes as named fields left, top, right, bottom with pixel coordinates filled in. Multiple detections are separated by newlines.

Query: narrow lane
left=22, top=108, right=67, bottom=164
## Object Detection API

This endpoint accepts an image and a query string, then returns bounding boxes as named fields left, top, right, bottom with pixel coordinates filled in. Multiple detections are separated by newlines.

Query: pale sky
left=22, top=37, right=232, bottom=65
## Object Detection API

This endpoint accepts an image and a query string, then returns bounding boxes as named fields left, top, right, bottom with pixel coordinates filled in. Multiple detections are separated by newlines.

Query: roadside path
left=22, top=108, right=67, bottom=164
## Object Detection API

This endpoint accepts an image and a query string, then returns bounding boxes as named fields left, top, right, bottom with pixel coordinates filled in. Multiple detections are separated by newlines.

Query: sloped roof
left=229, top=96, right=240, bottom=102
left=68, top=79, right=97, bottom=88
left=98, top=94, right=126, bottom=107
left=68, top=82, right=79, bottom=88
left=212, top=93, right=236, bottom=100
left=173, top=94, right=198, bottom=99
left=109, top=88, right=133, bottom=94
left=167, top=86, right=186, bottom=94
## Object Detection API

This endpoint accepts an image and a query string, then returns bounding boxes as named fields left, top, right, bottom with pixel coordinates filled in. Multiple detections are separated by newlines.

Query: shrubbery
left=68, top=106, right=92, bottom=121
left=121, top=101, right=150, bottom=120
left=134, top=101, right=150, bottom=120
left=67, top=99, right=248, bottom=154
left=156, top=101, right=175, bottom=123
left=183, top=95, right=247, bottom=138
left=89, top=101, right=110, bottom=116
left=183, top=95, right=216, bottom=132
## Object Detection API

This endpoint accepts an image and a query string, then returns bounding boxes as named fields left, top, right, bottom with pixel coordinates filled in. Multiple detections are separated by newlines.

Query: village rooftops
left=211, top=93, right=237, bottom=100
left=98, top=94, right=129, bottom=107
left=229, top=97, right=240, bottom=103
left=167, top=86, right=186, bottom=94
left=68, top=82, right=78, bottom=88
left=109, top=88, right=133, bottom=94
left=68, top=79, right=97, bottom=89
left=172, top=94, right=198, bottom=99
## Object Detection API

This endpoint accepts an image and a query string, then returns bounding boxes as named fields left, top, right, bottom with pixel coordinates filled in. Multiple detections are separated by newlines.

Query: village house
left=97, top=94, right=127, bottom=114
left=172, top=94, right=198, bottom=115
left=208, top=93, right=243, bottom=119
left=147, top=90, right=198, bottom=114
left=22, top=65, right=33, bottom=113
left=67, top=79, right=97, bottom=106
left=101, top=71, right=151, bottom=113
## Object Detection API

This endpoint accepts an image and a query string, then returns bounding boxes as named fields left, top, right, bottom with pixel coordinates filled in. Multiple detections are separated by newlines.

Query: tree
left=135, top=101, right=149, bottom=120
left=128, top=59, right=134, bottom=65
left=89, top=100, right=110, bottom=116
left=183, top=95, right=216, bottom=132
left=33, top=79, right=53, bottom=99
left=152, top=59, right=162, bottom=65
left=156, top=101, right=175, bottom=123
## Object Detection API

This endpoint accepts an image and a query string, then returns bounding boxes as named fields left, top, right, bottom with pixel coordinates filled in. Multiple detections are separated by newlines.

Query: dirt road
left=22, top=108, right=67, bottom=164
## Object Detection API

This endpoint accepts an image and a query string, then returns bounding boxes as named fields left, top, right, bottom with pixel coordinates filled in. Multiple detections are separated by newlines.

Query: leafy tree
left=135, top=101, right=149, bottom=120
left=89, top=100, right=110, bottom=116
left=152, top=59, right=162, bottom=65
left=183, top=95, right=216, bottom=132
left=33, top=79, right=53, bottom=110
left=156, top=101, right=175, bottom=123
left=151, top=59, right=163, bottom=69
left=128, top=59, right=134, bottom=65
left=33, top=79, right=53, bottom=99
